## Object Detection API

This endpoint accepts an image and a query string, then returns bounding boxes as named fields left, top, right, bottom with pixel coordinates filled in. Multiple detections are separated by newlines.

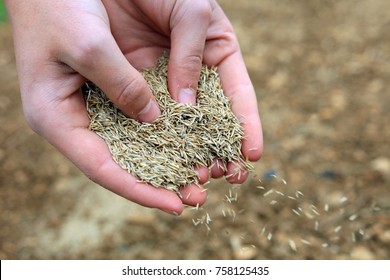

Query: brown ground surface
left=1, top=0, right=389, bottom=260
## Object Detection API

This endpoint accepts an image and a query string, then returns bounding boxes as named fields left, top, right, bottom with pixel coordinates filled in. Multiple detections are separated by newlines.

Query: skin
left=4, top=0, right=263, bottom=215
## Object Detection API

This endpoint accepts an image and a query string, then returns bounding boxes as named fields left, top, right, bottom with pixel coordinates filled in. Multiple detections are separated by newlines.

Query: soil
left=1, top=0, right=389, bottom=260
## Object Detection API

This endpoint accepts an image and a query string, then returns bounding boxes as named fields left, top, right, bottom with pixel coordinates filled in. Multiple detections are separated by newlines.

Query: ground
left=1, top=0, right=389, bottom=260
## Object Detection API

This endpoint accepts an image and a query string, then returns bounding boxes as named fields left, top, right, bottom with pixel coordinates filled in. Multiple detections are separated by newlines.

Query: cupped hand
left=5, top=0, right=263, bottom=215
left=103, top=0, right=263, bottom=182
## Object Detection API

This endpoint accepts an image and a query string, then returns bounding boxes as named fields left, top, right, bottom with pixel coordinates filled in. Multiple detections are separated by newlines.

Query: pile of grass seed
left=84, top=55, right=250, bottom=193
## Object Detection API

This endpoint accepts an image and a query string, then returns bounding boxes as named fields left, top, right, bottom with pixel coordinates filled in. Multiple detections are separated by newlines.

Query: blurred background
left=1, top=0, right=389, bottom=259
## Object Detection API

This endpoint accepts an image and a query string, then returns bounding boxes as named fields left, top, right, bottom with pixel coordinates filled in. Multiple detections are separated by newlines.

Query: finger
left=225, top=161, right=249, bottom=184
left=213, top=51, right=263, bottom=162
left=201, top=4, right=263, bottom=161
left=168, top=0, right=212, bottom=105
left=210, top=158, right=227, bottom=179
left=195, top=166, right=210, bottom=184
left=61, top=31, right=160, bottom=123
left=179, top=184, right=207, bottom=206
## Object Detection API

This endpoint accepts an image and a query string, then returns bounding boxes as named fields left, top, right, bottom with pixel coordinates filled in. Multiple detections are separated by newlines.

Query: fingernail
left=138, top=99, right=161, bottom=122
left=178, top=88, right=196, bottom=105
left=162, top=209, right=180, bottom=216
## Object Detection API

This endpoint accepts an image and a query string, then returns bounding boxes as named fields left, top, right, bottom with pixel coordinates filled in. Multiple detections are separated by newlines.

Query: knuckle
left=72, top=35, right=106, bottom=67
left=183, top=53, right=203, bottom=72
left=115, top=76, right=149, bottom=115
left=175, top=54, right=203, bottom=83
left=194, top=0, right=212, bottom=20
left=23, top=102, right=46, bottom=135
left=24, top=110, right=40, bottom=133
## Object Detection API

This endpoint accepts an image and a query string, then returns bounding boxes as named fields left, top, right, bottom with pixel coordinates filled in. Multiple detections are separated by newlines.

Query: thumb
left=64, top=33, right=160, bottom=123
left=168, top=1, right=212, bottom=105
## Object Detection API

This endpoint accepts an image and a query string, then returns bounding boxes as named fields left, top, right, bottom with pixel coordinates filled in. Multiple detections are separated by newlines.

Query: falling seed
left=270, top=200, right=278, bottom=205
left=300, top=239, right=311, bottom=245
left=296, top=190, right=304, bottom=197
left=371, top=204, right=381, bottom=212
left=263, top=189, right=274, bottom=197
left=324, top=204, right=329, bottom=212
left=221, top=209, right=226, bottom=217
left=311, top=208, right=320, bottom=216
left=322, top=243, right=329, bottom=248
left=256, top=185, right=265, bottom=190
left=289, top=239, right=297, bottom=252
left=275, top=190, right=285, bottom=196
left=267, top=233, right=273, bottom=241
left=281, top=178, right=287, bottom=185
left=292, top=209, right=301, bottom=216
left=351, top=232, right=356, bottom=243
left=339, top=196, right=348, bottom=204
left=260, top=226, right=266, bottom=236
left=192, top=219, right=200, bottom=226
left=359, top=229, right=365, bottom=236
left=315, top=221, right=319, bottom=231
left=206, top=213, right=212, bottom=224
left=225, top=195, right=232, bottom=204
left=231, top=210, right=236, bottom=222
left=348, top=214, right=358, bottom=221
left=288, top=196, right=297, bottom=200
left=311, top=205, right=320, bottom=216
left=334, top=226, right=342, bottom=233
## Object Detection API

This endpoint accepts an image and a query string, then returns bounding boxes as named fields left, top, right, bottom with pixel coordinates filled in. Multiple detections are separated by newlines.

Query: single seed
left=351, top=232, right=356, bottom=243
left=276, top=190, right=285, bottom=196
left=315, top=221, right=319, bottom=231
left=292, top=209, right=301, bottom=216
left=263, top=189, right=274, bottom=197
left=270, top=200, right=278, bottom=205
left=289, top=239, right=297, bottom=252
left=324, top=204, right=329, bottom=212
left=348, top=214, right=358, bottom=221
left=339, top=196, right=348, bottom=204
left=300, top=239, right=311, bottom=245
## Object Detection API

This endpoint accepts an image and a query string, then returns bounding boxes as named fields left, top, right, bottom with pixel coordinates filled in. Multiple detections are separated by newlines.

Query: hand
left=102, top=0, right=263, bottom=182
left=5, top=0, right=263, bottom=215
